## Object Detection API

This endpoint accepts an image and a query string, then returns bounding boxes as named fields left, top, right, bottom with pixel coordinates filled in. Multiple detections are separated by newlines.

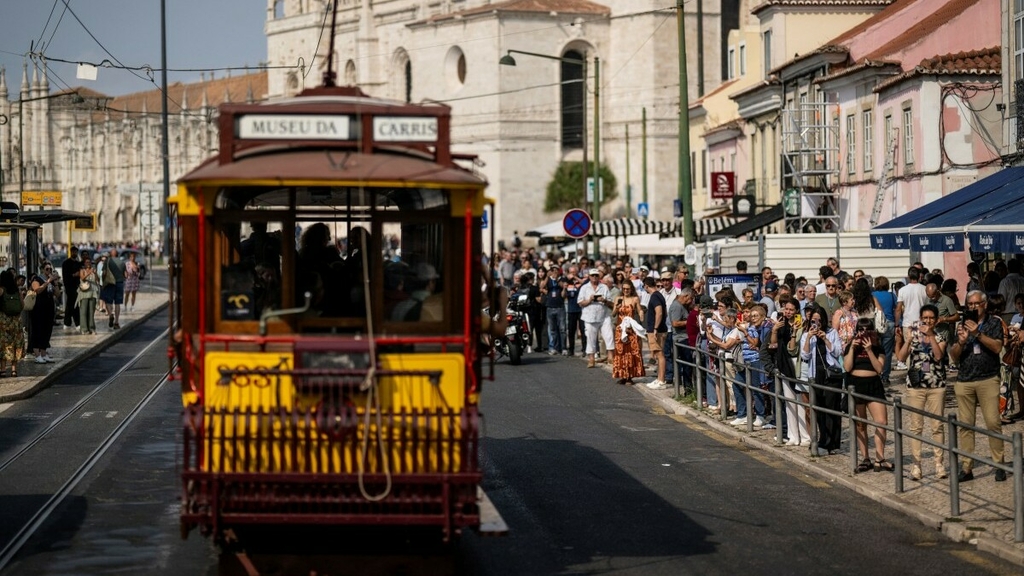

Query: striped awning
left=693, top=215, right=738, bottom=240
left=592, top=218, right=679, bottom=237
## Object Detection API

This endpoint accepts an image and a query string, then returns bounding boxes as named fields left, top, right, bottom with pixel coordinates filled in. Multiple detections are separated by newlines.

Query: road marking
left=105, top=411, right=118, bottom=418
left=81, top=412, right=95, bottom=419
left=621, top=426, right=665, bottom=432
left=16, top=413, right=52, bottom=421
left=0, top=403, right=12, bottom=415
left=946, top=549, right=1009, bottom=573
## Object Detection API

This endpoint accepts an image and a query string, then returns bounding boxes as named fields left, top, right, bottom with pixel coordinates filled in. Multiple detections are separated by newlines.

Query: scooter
left=493, top=293, right=532, bottom=365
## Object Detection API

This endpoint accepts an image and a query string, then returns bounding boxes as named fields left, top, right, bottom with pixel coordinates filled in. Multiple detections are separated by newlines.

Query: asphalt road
left=0, top=329, right=1020, bottom=574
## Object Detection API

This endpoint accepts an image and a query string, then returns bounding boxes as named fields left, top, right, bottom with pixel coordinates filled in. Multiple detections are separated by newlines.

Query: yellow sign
left=22, top=191, right=63, bottom=207
left=72, top=213, right=96, bottom=232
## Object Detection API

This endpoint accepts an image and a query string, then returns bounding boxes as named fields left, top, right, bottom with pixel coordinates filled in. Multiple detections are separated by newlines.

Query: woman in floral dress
left=612, top=281, right=646, bottom=385
left=0, top=270, right=25, bottom=377
left=123, top=252, right=141, bottom=312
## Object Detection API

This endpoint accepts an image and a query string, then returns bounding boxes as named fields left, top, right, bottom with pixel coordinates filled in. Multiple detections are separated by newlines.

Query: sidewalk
left=0, top=290, right=169, bottom=403
left=587, top=356, right=1024, bottom=567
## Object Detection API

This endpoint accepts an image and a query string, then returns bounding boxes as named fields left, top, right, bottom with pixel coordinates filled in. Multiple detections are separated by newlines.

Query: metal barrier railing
left=666, top=339, right=1024, bottom=542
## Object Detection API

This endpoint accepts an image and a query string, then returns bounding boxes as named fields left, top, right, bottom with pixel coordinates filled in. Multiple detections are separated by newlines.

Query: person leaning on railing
left=894, top=304, right=948, bottom=481
left=949, top=290, right=1007, bottom=483
left=800, top=304, right=844, bottom=456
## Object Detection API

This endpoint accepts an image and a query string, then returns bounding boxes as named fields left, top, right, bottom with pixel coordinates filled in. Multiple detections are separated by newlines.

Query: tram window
left=218, top=219, right=284, bottom=321
left=386, top=221, right=445, bottom=323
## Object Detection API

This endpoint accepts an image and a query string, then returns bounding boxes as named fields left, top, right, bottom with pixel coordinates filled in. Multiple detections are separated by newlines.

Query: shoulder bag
left=1003, top=342, right=1022, bottom=367
left=23, top=291, right=36, bottom=312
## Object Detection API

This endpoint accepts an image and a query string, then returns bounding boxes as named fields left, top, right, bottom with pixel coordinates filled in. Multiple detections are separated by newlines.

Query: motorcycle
left=492, top=293, right=532, bottom=365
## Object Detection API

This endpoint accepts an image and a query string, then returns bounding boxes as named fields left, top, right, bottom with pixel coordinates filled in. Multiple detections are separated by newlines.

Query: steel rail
left=0, top=360, right=172, bottom=570
left=0, top=327, right=168, bottom=475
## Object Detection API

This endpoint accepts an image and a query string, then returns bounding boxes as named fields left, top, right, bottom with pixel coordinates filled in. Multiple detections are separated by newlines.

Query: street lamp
left=0, top=113, right=8, bottom=202
left=500, top=49, right=601, bottom=256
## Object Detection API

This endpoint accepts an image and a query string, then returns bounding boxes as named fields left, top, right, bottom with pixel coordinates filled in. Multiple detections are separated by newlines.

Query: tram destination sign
left=237, top=114, right=352, bottom=140
left=373, top=116, right=438, bottom=142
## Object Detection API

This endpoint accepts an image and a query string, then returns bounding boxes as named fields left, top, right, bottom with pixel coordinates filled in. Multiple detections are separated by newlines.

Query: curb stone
left=0, top=302, right=168, bottom=404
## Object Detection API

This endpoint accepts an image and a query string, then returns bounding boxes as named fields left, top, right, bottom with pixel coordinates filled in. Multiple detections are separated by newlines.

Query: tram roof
left=179, top=148, right=487, bottom=188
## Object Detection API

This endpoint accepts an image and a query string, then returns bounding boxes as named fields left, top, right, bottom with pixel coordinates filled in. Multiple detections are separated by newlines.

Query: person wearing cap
left=543, top=265, right=568, bottom=356
left=760, top=280, right=779, bottom=317
left=577, top=268, right=614, bottom=368
left=659, top=270, right=680, bottom=382
left=636, top=265, right=652, bottom=313
left=391, top=262, right=443, bottom=321
left=696, top=294, right=723, bottom=410
left=565, top=265, right=586, bottom=357
left=642, top=276, right=669, bottom=388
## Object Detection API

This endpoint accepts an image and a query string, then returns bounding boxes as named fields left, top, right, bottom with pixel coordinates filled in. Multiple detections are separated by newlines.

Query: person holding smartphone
left=949, top=291, right=1006, bottom=482
left=577, top=268, right=613, bottom=369
left=843, top=317, right=888, bottom=471
left=895, top=304, right=948, bottom=480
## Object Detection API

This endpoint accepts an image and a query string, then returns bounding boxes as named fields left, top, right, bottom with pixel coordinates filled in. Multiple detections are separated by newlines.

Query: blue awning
left=908, top=188, right=1023, bottom=252
left=869, top=167, right=1024, bottom=249
left=966, top=201, right=1024, bottom=252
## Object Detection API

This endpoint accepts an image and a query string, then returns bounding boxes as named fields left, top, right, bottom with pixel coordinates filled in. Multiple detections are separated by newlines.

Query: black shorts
left=846, top=373, right=886, bottom=402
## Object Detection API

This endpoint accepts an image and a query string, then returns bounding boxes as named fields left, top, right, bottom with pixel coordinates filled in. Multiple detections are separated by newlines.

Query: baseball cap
left=639, top=265, right=650, bottom=272
left=660, top=271, right=673, bottom=279
left=588, top=268, right=600, bottom=276
left=765, top=280, right=779, bottom=292
left=699, top=295, right=715, bottom=309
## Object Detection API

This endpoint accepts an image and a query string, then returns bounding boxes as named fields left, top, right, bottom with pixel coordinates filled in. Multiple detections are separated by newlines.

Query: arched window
left=345, top=60, right=357, bottom=85
left=393, top=49, right=412, bottom=102
left=561, top=50, right=584, bottom=150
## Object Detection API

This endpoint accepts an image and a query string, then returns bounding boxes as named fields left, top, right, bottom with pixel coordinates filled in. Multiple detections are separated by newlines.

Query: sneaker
left=895, top=361, right=908, bottom=370
left=34, top=356, right=47, bottom=364
left=729, top=417, right=747, bottom=426
left=42, top=355, right=55, bottom=363
left=548, top=350, right=557, bottom=356
left=762, top=422, right=776, bottom=430
left=752, top=417, right=765, bottom=428
left=646, top=380, right=668, bottom=390
left=785, top=438, right=801, bottom=446
left=910, top=465, right=922, bottom=481
left=561, top=350, right=570, bottom=357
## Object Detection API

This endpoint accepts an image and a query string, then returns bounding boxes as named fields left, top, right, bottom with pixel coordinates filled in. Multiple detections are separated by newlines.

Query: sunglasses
left=825, top=284, right=838, bottom=288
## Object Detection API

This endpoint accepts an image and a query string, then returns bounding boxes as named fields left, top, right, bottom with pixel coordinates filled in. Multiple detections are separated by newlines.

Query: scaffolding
left=781, top=99, right=840, bottom=233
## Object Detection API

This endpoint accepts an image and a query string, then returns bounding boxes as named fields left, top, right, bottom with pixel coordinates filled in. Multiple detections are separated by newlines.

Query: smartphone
left=963, top=309, right=979, bottom=324
left=703, top=311, right=713, bottom=319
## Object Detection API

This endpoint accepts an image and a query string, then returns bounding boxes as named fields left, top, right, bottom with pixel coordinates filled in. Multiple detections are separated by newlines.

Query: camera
left=702, top=311, right=713, bottom=319
left=809, top=320, right=820, bottom=332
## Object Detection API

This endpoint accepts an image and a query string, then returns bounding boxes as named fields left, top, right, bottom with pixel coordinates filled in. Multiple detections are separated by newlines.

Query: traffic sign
left=562, top=209, right=592, bottom=239
left=481, top=206, right=489, bottom=229
left=637, top=202, right=649, bottom=218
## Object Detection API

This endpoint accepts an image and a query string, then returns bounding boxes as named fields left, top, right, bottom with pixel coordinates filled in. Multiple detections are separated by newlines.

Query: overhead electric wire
left=35, top=0, right=63, bottom=50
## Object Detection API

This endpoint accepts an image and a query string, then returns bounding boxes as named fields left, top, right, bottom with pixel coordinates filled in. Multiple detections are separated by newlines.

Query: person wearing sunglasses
left=814, top=278, right=843, bottom=329
left=895, top=304, right=948, bottom=480
left=950, top=291, right=1006, bottom=482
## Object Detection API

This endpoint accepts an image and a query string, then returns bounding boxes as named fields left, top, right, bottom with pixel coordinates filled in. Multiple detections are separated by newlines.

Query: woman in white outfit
left=770, top=298, right=810, bottom=446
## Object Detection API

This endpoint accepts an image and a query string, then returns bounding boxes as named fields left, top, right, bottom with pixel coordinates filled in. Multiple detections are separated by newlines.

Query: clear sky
left=0, top=0, right=267, bottom=99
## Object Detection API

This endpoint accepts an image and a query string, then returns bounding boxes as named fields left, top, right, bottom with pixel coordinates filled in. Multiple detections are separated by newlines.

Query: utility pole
left=625, top=124, right=631, bottom=218
left=160, top=0, right=171, bottom=261
left=642, top=107, right=648, bottom=208
left=593, top=56, right=601, bottom=226
left=678, top=0, right=694, bottom=247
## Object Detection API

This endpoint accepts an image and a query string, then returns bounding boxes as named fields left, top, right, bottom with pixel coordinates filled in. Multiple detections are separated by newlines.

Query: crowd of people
left=493, top=243, right=1024, bottom=484
left=0, top=246, right=144, bottom=375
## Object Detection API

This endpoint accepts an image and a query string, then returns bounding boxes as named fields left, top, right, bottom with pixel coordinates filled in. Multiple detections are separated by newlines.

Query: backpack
left=2, top=291, right=22, bottom=316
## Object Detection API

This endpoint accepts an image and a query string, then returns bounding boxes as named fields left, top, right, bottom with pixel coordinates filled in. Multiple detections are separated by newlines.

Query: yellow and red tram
left=169, top=85, right=491, bottom=542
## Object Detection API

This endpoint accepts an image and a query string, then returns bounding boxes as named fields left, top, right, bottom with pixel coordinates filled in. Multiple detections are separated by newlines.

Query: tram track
left=0, top=320, right=174, bottom=572
left=0, top=329, right=168, bottom=476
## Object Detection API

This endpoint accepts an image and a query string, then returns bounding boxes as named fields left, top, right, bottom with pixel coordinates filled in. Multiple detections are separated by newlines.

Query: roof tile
left=873, top=46, right=1000, bottom=92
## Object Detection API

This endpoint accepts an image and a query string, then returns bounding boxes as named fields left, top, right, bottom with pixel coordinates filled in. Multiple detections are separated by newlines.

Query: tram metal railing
left=666, top=339, right=1024, bottom=543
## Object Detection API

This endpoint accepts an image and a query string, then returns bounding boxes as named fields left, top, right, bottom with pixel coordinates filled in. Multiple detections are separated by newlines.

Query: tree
left=544, top=161, right=618, bottom=213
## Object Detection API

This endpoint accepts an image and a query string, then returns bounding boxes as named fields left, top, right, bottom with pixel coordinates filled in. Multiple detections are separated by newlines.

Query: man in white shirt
left=577, top=268, right=614, bottom=368
left=896, top=266, right=929, bottom=328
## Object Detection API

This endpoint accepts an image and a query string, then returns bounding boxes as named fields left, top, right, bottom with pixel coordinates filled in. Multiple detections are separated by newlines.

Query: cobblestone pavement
left=586, top=353, right=1024, bottom=567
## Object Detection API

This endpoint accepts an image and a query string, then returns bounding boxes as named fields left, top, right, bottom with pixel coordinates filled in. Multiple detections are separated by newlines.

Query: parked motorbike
left=492, top=293, right=532, bottom=365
